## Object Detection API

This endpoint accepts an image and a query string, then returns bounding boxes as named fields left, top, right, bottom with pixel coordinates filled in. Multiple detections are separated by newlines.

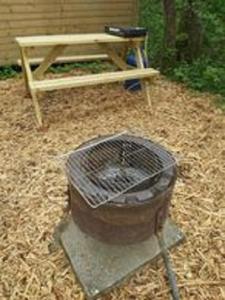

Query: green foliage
left=0, top=66, right=18, bottom=80
left=139, top=0, right=164, bottom=65
left=172, top=58, right=225, bottom=96
left=139, top=0, right=225, bottom=107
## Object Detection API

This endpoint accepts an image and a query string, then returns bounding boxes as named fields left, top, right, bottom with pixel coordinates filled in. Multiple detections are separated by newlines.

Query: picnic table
left=16, top=33, right=159, bottom=127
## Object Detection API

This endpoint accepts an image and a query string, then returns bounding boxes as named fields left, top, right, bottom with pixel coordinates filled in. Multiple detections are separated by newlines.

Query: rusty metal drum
left=67, top=135, right=177, bottom=245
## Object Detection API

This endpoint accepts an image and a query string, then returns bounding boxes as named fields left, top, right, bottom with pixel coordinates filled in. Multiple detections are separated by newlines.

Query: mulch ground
left=0, top=70, right=225, bottom=300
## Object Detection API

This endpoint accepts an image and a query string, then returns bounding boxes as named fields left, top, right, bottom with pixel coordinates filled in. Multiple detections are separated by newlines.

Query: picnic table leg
left=34, top=45, right=66, bottom=79
left=19, top=48, right=30, bottom=94
left=134, top=44, right=153, bottom=112
left=20, top=47, right=43, bottom=127
left=30, top=90, right=43, bottom=127
left=99, top=44, right=130, bottom=70
left=120, top=44, right=129, bottom=60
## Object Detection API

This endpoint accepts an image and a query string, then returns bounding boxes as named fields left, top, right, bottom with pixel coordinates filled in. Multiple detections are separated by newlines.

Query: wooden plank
left=0, top=46, right=109, bottom=65
left=0, top=16, right=133, bottom=30
left=20, top=47, right=43, bottom=126
left=0, top=41, right=105, bottom=52
left=0, top=21, right=131, bottom=38
left=0, top=19, right=132, bottom=33
left=133, top=0, right=139, bottom=25
left=32, top=68, right=159, bottom=92
left=20, top=48, right=33, bottom=90
left=0, top=0, right=131, bottom=5
left=19, top=47, right=29, bottom=92
left=1, top=3, right=133, bottom=17
left=16, top=33, right=144, bottom=48
left=1, top=40, right=108, bottom=52
left=100, top=44, right=130, bottom=70
left=135, top=44, right=153, bottom=111
left=17, top=54, right=109, bottom=66
left=0, top=12, right=132, bottom=22
left=34, top=45, right=66, bottom=79
left=0, top=0, right=138, bottom=65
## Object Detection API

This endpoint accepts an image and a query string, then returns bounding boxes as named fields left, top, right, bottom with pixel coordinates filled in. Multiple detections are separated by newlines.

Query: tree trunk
left=177, top=0, right=203, bottom=62
left=161, top=0, right=177, bottom=71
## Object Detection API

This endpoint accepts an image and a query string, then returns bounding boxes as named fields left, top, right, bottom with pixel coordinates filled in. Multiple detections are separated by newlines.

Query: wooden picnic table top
left=15, top=33, right=145, bottom=48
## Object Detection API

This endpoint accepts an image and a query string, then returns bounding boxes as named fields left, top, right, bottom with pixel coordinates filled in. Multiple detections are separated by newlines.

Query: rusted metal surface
left=68, top=135, right=177, bottom=245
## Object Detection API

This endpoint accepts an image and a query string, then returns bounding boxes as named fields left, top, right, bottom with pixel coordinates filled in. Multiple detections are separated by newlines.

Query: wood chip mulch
left=0, top=73, right=225, bottom=300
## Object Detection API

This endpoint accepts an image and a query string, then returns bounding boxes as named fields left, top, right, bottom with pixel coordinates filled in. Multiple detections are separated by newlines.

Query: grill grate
left=65, top=133, right=177, bottom=208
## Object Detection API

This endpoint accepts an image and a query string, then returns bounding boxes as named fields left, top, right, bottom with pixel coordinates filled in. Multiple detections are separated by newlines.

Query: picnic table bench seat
left=32, top=68, right=159, bottom=92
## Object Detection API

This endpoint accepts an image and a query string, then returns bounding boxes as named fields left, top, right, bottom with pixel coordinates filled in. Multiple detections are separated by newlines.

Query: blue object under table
left=124, top=51, right=149, bottom=91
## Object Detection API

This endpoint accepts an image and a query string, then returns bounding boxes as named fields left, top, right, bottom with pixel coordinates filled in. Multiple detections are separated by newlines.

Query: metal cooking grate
left=65, top=133, right=177, bottom=208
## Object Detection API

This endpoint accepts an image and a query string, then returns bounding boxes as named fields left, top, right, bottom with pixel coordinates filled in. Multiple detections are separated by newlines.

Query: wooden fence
left=0, top=0, right=138, bottom=65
